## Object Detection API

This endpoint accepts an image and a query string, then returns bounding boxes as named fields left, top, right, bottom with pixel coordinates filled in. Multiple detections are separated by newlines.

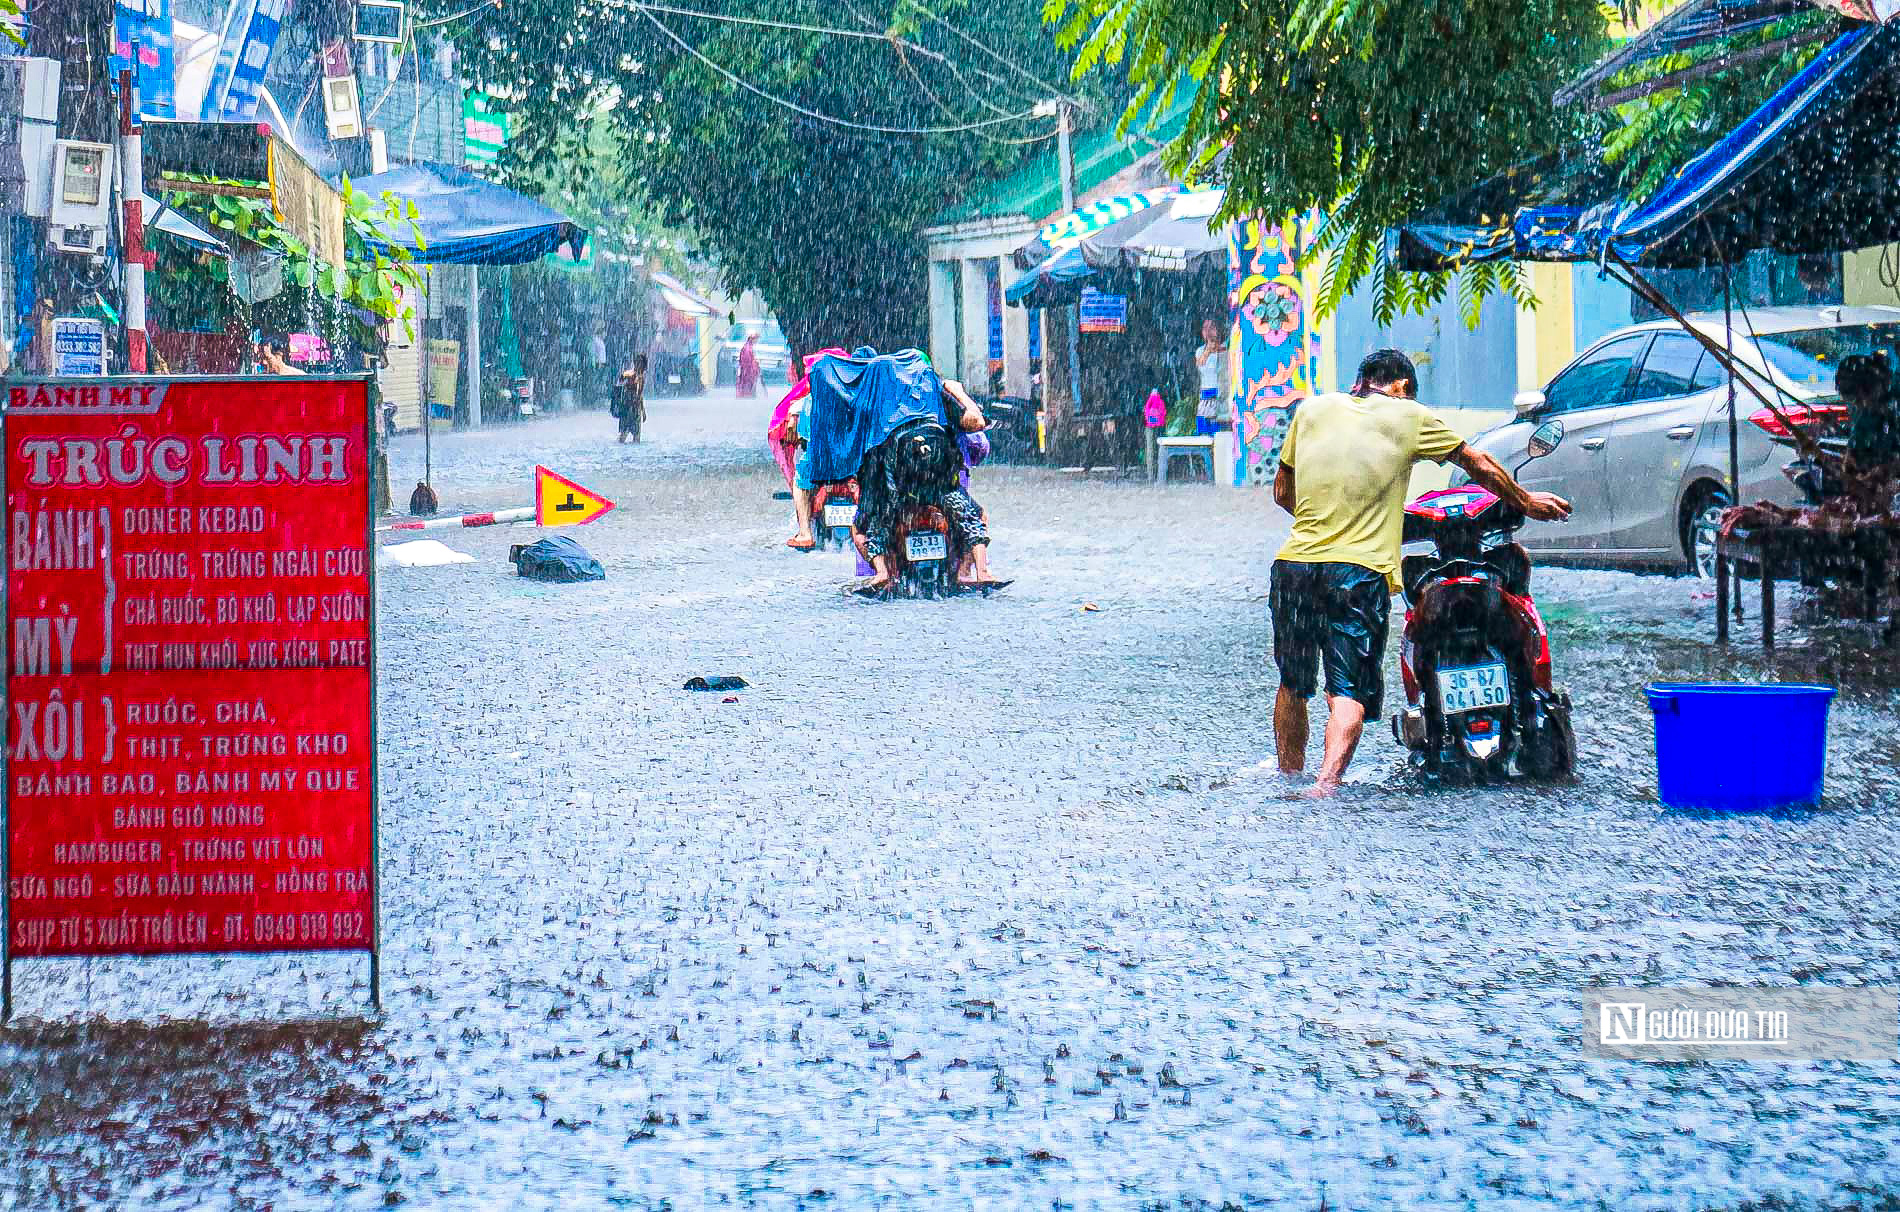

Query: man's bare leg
left=789, top=487, right=814, bottom=544
left=1273, top=685, right=1309, bottom=774
left=866, top=553, right=896, bottom=589
left=1309, top=695, right=1368, bottom=797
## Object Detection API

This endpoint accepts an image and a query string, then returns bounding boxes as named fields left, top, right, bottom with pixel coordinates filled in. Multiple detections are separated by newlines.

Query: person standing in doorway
left=1194, top=317, right=1229, bottom=436
left=1270, top=349, right=1571, bottom=797
left=615, top=355, right=648, bottom=444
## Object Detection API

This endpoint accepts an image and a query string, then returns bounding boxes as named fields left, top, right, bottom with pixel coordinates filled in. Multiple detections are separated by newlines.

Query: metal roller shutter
left=379, top=286, right=423, bottom=431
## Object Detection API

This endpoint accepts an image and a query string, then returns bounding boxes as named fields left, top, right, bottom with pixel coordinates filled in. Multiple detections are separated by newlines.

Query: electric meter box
left=49, top=139, right=112, bottom=255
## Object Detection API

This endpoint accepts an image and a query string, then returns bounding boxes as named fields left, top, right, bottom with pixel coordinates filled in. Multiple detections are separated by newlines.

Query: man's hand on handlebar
left=1524, top=491, right=1572, bottom=522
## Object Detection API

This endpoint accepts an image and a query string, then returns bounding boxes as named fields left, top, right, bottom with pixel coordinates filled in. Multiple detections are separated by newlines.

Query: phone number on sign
left=225, top=911, right=368, bottom=946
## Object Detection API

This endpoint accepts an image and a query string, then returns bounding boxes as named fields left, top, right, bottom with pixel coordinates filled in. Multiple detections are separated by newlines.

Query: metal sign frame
left=0, top=375, right=381, bottom=1022
left=353, top=0, right=405, bottom=45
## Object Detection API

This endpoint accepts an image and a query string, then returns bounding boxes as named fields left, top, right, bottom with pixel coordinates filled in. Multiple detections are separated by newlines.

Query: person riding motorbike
left=772, top=348, right=848, bottom=549
left=856, top=377, right=998, bottom=590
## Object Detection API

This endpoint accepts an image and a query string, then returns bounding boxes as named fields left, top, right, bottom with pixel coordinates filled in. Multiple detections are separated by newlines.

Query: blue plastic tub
left=1645, top=683, right=1837, bottom=810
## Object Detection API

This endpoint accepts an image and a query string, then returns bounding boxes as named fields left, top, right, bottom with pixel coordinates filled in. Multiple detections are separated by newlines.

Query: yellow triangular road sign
left=534, top=465, right=616, bottom=527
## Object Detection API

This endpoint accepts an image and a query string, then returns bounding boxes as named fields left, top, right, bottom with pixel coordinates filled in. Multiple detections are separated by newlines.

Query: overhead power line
left=638, top=7, right=1048, bottom=136
left=899, top=0, right=1081, bottom=107
left=633, top=1, right=906, bottom=42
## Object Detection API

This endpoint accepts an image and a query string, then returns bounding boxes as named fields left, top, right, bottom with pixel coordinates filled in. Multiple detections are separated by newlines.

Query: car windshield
left=1751, top=323, right=1900, bottom=397
left=731, top=322, right=786, bottom=346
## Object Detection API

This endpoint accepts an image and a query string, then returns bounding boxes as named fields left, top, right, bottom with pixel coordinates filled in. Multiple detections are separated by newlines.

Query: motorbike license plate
left=824, top=503, right=856, bottom=528
left=905, top=532, right=948, bottom=562
left=1437, top=663, right=1510, bottom=715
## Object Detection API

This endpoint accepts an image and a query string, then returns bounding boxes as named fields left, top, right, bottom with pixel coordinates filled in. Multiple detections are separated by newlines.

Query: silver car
left=1460, top=305, right=1900, bottom=574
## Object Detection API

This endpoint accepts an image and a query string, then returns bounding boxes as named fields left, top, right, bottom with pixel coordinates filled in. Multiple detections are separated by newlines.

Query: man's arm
left=1446, top=443, right=1572, bottom=521
left=1273, top=462, right=1296, bottom=515
left=942, top=379, right=987, bottom=432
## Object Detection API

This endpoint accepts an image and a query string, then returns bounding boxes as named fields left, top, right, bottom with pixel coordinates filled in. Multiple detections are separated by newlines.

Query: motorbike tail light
left=1466, top=717, right=1493, bottom=735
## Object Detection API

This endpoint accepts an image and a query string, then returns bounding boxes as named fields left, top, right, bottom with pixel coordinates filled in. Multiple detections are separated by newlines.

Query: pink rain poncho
left=768, top=347, right=847, bottom=489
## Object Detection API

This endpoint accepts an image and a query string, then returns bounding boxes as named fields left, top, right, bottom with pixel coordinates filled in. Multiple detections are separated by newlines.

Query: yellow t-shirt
left=1275, top=391, right=1466, bottom=591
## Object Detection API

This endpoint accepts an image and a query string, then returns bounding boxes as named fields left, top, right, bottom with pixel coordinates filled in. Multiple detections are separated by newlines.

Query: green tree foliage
left=438, top=0, right=1088, bottom=355
left=163, top=180, right=427, bottom=346
left=1045, top=0, right=1841, bottom=323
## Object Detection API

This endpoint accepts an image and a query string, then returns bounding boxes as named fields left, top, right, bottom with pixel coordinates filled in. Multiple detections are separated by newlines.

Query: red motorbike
left=848, top=501, right=961, bottom=598
left=811, top=479, right=860, bottom=551
left=1391, top=420, right=1576, bottom=781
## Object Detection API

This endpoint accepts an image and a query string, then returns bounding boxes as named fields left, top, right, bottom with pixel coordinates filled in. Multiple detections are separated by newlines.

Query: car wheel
left=1682, top=484, right=1732, bottom=578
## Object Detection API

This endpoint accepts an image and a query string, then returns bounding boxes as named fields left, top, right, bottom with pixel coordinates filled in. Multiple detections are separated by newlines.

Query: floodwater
left=5, top=389, right=1899, bottom=1209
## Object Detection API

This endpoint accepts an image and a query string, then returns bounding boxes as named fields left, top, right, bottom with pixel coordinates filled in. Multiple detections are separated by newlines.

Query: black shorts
left=1270, top=559, right=1392, bottom=719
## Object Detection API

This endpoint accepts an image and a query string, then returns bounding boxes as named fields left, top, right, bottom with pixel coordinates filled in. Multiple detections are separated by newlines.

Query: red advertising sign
left=4, top=378, right=375, bottom=980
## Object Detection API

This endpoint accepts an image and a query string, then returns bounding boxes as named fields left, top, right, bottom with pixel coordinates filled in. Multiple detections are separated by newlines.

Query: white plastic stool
left=1156, top=436, right=1216, bottom=485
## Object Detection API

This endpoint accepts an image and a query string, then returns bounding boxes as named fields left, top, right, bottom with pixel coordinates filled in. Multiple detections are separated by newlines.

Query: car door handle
left=1666, top=425, right=1696, bottom=440
left=1580, top=437, right=1606, bottom=451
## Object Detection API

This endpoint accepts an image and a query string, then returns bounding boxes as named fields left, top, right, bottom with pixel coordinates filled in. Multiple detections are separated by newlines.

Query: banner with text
left=5, top=377, right=376, bottom=962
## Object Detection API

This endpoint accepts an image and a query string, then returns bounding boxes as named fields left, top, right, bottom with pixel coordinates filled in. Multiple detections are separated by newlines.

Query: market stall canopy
left=1395, top=22, right=1900, bottom=271
left=649, top=270, right=714, bottom=317
left=1078, top=187, right=1227, bottom=274
left=1006, top=187, right=1227, bottom=307
left=353, top=161, right=588, bottom=266
left=1013, top=188, right=1181, bottom=270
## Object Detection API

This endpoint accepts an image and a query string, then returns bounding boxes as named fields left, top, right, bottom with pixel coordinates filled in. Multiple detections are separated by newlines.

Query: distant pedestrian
left=614, top=355, right=647, bottom=444
left=1194, top=317, right=1229, bottom=436
left=736, top=333, right=762, bottom=398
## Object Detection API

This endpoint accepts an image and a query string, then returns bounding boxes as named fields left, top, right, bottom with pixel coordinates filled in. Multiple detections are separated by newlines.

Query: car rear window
left=1752, top=323, right=1900, bottom=396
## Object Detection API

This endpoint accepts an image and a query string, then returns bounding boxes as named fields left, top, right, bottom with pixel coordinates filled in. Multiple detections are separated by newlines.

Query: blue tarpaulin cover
left=1395, top=23, right=1900, bottom=270
left=513, top=536, right=605, bottom=582
left=805, top=349, right=946, bottom=483
left=354, top=161, right=589, bottom=266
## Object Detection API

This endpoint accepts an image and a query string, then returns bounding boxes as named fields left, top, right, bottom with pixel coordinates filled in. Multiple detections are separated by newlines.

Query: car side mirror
left=1513, top=389, right=1547, bottom=418
left=1525, top=419, right=1565, bottom=461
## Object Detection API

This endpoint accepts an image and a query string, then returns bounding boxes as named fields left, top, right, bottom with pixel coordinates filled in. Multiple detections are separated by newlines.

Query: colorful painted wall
left=1226, top=219, right=1321, bottom=487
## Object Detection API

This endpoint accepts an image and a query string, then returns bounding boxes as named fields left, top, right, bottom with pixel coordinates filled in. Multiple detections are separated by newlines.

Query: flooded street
left=6, top=390, right=1900, bottom=1209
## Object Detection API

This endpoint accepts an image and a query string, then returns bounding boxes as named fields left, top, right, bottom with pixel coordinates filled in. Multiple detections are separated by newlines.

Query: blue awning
left=1395, top=22, right=1900, bottom=270
left=353, top=161, right=588, bottom=266
left=1004, top=244, right=1093, bottom=308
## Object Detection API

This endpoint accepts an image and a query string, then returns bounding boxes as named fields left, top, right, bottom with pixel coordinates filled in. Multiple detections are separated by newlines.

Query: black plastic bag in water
left=512, top=536, right=605, bottom=582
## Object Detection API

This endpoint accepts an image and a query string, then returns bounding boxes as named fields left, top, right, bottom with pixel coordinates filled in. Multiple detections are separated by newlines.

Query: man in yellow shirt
left=1272, top=349, right=1571, bottom=796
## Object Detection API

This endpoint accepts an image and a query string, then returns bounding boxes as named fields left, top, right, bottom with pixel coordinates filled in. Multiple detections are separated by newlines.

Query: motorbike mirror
left=1525, top=419, right=1565, bottom=461
left=1513, top=389, right=1547, bottom=418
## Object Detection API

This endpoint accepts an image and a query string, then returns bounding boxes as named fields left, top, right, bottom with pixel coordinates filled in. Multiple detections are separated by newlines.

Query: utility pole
left=117, top=69, right=148, bottom=373
left=1037, top=98, right=1084, bottom=432
left=467, top=267, right=483, bottom=427
left=1057, top=102, right=1081, bottom=421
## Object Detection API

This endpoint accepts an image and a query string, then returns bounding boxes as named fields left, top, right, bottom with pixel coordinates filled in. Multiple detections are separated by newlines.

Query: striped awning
left=1013, top=188, right=1181, bottom=269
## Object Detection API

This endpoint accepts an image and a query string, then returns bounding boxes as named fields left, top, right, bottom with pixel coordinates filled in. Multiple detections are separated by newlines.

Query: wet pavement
left=6, top=388, right=1900, bottom=1209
